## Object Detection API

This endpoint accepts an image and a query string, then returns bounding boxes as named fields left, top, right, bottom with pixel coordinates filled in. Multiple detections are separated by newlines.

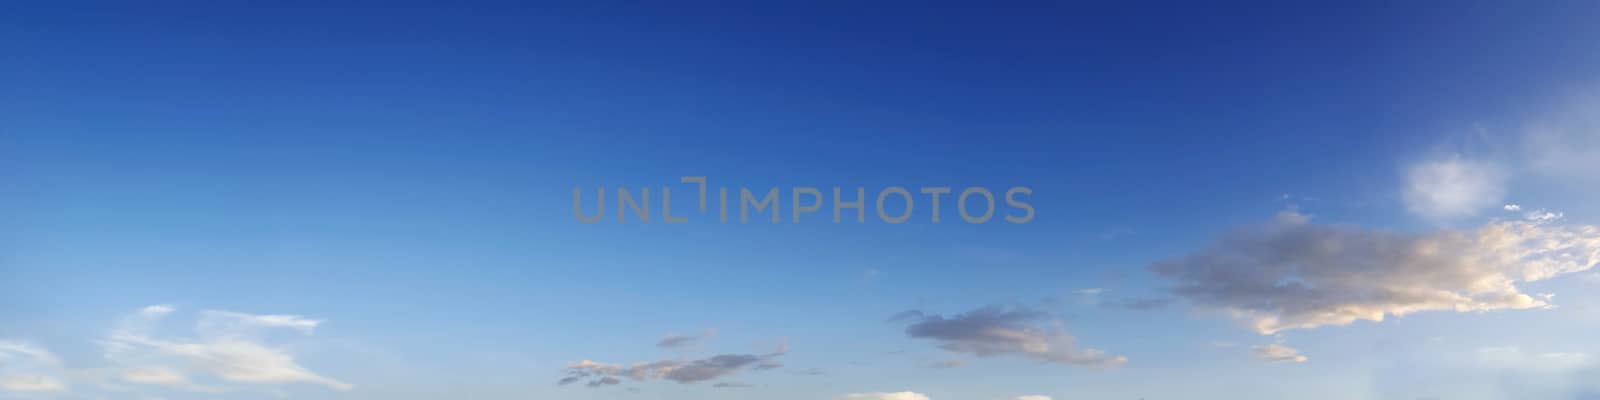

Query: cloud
left=1099, top=297, right=1175, bottom=311
left=841, top=391, right=931, bottom=400
left=1402, top=157, right=1507, bottom=219
left=1523, top=92, right=1600, bottom=183
left=885, top=310, right=926, bottom=323
left=196, top=310, right=322, bottom=335
left=792, top=367, right=825, bottom=376
left=1476, top=346, right=1590, bottom=372
left=1505, top=204, right=1523, bottom=211
left=712, top=382, right=754, bottom=388
left=138, top=304, right=175, bottom=317
left=1072, top=288, right=1106, bottom=296
left=1524, top=209, right=1565, bottom=223
left=656, top=330, right=715, bottom=348
left=102, top=305, right=352, bottom=391
left=560, top=343, right=787, bottom=387
left=893, top=306, right=1126, bottom=366
left=862, top=268, right=882, bottom=283
left=1154, top=211, right=1600, bottom=335
left=1252, top=342, right=1308, bottom=363
left=0, top=341, right=61, bottom=367
left=586, top=376, right=620, bottom=387
left=922, top=359, right=965, bottom=369
left=121, top=366, right=220, bottom=392
left=0, top=375, right=66, bottom=392
left=122, top=366, right=190, bottom=385
left=1016, top=396, right=1053, bottom=400
left=0, top=341, right=66, bottom=393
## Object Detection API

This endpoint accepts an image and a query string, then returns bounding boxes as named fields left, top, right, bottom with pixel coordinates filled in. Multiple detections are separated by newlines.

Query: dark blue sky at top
left=7, top=1, right=1599, bottom=295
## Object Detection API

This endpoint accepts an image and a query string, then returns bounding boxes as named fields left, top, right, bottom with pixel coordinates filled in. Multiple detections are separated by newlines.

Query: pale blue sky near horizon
left=5, top=2, right=1600, bottom=400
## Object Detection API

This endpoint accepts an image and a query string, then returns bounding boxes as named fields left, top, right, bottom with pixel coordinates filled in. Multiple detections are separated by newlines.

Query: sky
left=5, top=2, right=1600, bottom=400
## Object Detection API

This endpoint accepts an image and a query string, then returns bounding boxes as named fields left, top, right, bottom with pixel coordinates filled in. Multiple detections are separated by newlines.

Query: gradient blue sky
left=6, top=2, right=1600, bottom=400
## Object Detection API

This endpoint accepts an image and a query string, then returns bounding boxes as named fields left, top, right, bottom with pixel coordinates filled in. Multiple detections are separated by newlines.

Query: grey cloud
left=1099, top=297, right=1175, bottom=310
left=885, top=310, right=924, bottom=323
left=656, top=330, right=715, bottom=348
left=1154, top=211, right=1600, bottom=335
left=560, top=346, right=786, bottom=387
left=792, top=368, right=825, bottom=376
left=664, top=354, right=772, bottom=383
left=893, top=305, right=1126, bottom=366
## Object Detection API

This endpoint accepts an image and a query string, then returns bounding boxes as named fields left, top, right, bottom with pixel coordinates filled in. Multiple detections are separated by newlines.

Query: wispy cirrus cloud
left=0, top=341, right=66, bottom=393
left=102, top=305, right=352, bottom=392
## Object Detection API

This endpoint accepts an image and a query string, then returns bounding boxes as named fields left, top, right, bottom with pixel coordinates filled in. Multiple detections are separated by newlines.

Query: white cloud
left=842, top=391, right=930, bottom=400
left=103, top=305, right=352, bottom=391
left=122, top=366, right=189, bottom=385
left=1402, top=157, right=1507, bottom=219
left=1155, top=211, right=1600, bottom=335
left=1016, top=396, right=1052, bottom=400
left=139, top=304, right=175, bottom=317
left=1476, top=346, right=1590, bottom=372
left=0, top=375, right=66, bottom=392
left=121, top=366, right=221, bottom=392
left=197, top=311, right=322, bottom=335
left=1504, top=204, right=1522, bottom=211
left=1252, top=342, right=1307, bottom=363
left=0, top=341, right=66, bottom=393
left=0, top=341, right=61, bottom=367
left=1524, top=209, right=1565, bottom=223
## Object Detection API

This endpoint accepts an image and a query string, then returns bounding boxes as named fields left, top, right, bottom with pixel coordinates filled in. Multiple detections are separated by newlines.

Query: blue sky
left=5, top=2, right=1600, bottom=400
